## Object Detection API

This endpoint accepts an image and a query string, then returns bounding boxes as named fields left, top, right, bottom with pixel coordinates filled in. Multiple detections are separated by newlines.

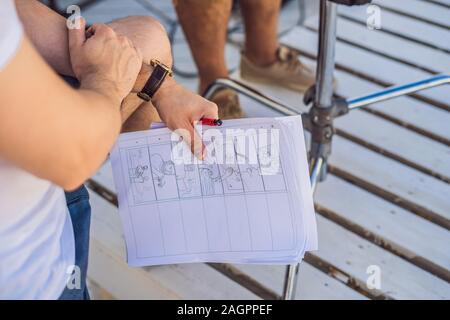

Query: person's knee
left=109, top=16, right=173, bottom=66
left=132, top=16, right=167, bottom=39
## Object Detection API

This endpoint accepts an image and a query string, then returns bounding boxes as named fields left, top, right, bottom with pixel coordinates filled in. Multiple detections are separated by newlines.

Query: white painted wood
left=281, top=26, right=450, bottom=107
left=88, top=190, right=259, bottom=299
left=304, top=14, right=450, bottom=73
left=373, top=0, right=450, bottom=28
left=330, top=135, right=450, bottom=224
left=315, top=175, right=450, bottom=271
left=235, top=264, right=368, bottom=300
left=427, top=0, right=450, bottom=6
left=335, top=110, right=450, bottom=180
left=86, top=278, right=115, bottom=300
left=80, top=0, right=177, bottom=29
left=314, top=215, right=450, bottom=300
left=338, top=3, right=450, bottom=52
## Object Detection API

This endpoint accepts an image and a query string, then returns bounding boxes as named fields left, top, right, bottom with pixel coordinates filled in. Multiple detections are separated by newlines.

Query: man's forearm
left=15, top=0, right=74, bottom=76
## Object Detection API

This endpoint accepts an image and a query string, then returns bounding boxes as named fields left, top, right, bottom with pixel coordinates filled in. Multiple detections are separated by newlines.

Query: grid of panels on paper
left=120, top=129, right=297, bottom=258
left=125, top=134, right=287, bottom=206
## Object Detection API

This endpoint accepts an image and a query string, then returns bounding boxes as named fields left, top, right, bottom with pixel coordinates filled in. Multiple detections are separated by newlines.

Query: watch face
left=138, top=61, right=172, bottom=101
left=151, top=59, right=173, bottom=77
left=153, top=64, right=168, bottom=79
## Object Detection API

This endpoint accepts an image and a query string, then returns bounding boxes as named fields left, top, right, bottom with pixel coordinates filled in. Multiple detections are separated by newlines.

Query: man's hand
left=68, top=18, right=143, bottom=106
left=152, top=79, right=219, bottom=159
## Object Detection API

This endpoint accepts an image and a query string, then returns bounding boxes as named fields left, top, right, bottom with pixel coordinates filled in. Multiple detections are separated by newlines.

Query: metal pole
left=307, top=0, right=338, bottom=181
left=204, top=78, right=299, bottom=116
left=309, top=157, right=325, bottom=192
left=282, top=0, right=338, bottom=301
left=281, top=157, right=323, bottom=300
left=347, top=74, right=450, bottom=111
left=314, top=0, right=338, bottom=109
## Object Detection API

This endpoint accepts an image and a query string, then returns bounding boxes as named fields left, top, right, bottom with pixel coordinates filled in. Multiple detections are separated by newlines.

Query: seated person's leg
left=173, top=0, right=244, bottom=120
left=240, top=0, right=281, bottom=67
left=173, top=0, right=231, bottom=94
left=239, top=0, right=317, bottom=92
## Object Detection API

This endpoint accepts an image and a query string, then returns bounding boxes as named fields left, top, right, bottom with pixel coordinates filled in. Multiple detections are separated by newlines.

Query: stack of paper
left=110, top=116, right=317, bottom=266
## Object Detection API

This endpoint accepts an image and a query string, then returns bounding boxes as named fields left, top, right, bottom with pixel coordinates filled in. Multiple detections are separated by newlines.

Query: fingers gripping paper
left=110, top=116, right=317, bottom=266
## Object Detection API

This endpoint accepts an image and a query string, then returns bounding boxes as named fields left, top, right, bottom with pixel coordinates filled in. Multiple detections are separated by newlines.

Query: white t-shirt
left=0, top=0, right=75, bottom=299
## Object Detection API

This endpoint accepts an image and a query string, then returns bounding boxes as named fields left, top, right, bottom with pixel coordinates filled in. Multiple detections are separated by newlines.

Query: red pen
left=200, top=117, right=223, bottom=126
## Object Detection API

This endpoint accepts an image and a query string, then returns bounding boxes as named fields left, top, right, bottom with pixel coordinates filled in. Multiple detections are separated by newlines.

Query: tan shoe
left=240, top=46, right=317, bottom=93
left=209, top=88, right=245, bottom=120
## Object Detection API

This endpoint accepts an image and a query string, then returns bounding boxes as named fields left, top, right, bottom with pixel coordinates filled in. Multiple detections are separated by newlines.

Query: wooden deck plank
left=314, top=215, right=450, bottom=300
left=235, top=264, right=368, bottom=300
left=80, top=0, right=176, bottom=29
left=282, top=26, right=450, bottom=108
left=88, top=190, right=259, bottom=300
left=427, top=0, right=450, bottom=7
left=338, top=4, right=450, bottom=52
left=335, top=110, right=450, bottom=181
left=315, top=175, right=450, bottom=275
left=374, top=0, right=450, bottom=28
left=304, top=14, right=450, bottom=73
left=330, top=136, right=450, bottom=227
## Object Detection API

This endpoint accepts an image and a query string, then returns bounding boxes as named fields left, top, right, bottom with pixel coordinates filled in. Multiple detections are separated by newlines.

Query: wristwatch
left=137, top=59, right=173, bottom=102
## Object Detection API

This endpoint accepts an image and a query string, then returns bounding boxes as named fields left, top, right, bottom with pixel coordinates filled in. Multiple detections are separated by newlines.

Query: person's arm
left=0, top=20, right=142, bottom=190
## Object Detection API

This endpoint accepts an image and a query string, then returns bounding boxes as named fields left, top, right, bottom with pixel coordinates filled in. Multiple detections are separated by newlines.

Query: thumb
left=68, top=17, right=87, bottom=50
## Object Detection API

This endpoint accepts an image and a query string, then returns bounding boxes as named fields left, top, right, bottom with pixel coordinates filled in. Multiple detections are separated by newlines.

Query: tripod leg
left=282, top=0, right=338, bottom=300
left=281, top=157, right=324, bottom=299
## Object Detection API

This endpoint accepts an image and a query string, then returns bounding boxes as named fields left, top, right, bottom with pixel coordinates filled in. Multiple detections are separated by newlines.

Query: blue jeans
left=59, top=185, right=91, bottom=300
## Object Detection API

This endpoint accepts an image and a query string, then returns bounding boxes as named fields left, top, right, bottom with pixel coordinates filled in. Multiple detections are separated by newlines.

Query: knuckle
left=118, top=35, right=128, bottom=43
left=102, top=25, right=116, bottom=36
left=209, top=102, right=219, bottom=112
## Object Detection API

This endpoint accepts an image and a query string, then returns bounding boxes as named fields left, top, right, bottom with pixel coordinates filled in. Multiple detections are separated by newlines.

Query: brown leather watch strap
left=137, top=60, right=172, bottom=102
